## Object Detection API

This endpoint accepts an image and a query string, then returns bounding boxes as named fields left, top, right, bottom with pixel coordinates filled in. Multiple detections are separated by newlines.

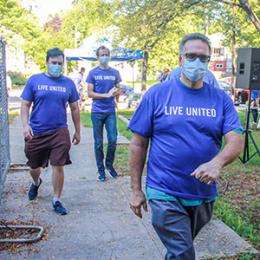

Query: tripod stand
left=239, top=89, right=260, bottom=163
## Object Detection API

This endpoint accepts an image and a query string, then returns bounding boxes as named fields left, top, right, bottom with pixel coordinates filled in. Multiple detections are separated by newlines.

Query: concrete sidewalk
left=0, top=115, right=258, bottom=259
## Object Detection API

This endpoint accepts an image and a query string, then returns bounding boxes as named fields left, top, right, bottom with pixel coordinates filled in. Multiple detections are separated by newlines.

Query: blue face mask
left=99, top=56, right=110, bottom=65
left=48, top=64, right=62, bottom=77
left=182, top=58, right=208, bottom=82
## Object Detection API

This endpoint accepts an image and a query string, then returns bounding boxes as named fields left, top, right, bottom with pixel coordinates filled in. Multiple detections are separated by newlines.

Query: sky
left=22, top=0, right=73, bottom=25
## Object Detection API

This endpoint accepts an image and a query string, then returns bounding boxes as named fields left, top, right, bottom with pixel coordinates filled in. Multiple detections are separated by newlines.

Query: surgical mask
left=48, top=64, right=62, bottom=77
left=99, top=56, right=110, bottom=65
left=182, top=58, right=208, bottom=82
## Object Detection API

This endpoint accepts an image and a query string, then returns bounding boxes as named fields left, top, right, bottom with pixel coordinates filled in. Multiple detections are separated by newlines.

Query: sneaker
left=28, top=178, right=42, bottom=200
left=106, top=167, right=118, bottom=178
left=97, top=171, right=106, bottom=182
left=52, top=201, right=67, bottom=215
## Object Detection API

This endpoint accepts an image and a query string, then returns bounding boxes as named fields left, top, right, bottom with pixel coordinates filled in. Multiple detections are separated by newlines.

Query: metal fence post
left=0, top=37, right=10, bottom=199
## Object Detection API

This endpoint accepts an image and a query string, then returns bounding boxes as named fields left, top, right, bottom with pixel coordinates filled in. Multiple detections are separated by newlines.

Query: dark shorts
left=24, top=128, right=72, bottom=169
left=149, top=199, right=214, bottom=260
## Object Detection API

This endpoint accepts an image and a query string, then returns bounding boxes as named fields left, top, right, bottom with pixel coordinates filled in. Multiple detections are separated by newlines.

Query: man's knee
left=107, top=136, right=117, bottom=146
left=94, top=139, right=103, bottom=149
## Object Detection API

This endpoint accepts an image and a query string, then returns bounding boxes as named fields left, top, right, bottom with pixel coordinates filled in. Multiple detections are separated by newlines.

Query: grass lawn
left=81, top=111, right=92, bottom=128
left=126, top=80, right=159, bottom=89
left=81, top=109, right=260, bottom=250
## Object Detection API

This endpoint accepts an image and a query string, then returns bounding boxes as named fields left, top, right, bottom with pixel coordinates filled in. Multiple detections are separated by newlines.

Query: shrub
left=8, top=71, right=28, bottom=86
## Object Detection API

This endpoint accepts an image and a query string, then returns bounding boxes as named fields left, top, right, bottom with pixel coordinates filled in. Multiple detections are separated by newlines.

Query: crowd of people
left=19, top=32, right=257, bottom=259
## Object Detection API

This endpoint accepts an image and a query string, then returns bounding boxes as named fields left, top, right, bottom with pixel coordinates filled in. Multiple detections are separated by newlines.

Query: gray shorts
left=149, top=199, right=214, bottom=260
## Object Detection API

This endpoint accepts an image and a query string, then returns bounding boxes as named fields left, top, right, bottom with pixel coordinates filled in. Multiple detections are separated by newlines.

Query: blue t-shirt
left=21, top=73, right=79, bottom=135
left=128, top=78, right=242, bottom=200
left=166, top=67, right=220, bottom=89
left=251, top=90, right=259, bottom=100
left=87, top=66, right=121, bottom=113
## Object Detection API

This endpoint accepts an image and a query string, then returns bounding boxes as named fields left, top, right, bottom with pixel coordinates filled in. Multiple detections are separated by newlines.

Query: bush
left=8, top=71, right=28, bottom=86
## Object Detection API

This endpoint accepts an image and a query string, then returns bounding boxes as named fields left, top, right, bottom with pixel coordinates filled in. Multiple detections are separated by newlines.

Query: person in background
left=87, top=45, right=121, bottom=182
left=159, top=67, right=171, bottom=82
left=251, top=89, right=259, bottom=126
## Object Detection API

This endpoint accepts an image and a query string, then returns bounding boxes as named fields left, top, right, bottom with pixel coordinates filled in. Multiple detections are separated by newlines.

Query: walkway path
left=0, top=114, right=258, bottom=259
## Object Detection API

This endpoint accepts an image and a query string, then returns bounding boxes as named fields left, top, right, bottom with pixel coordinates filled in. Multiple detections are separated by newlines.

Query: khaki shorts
left=24, top=128, right=72, bottom=169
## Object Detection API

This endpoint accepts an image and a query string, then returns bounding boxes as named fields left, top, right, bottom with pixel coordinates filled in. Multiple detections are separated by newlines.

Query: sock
left=33, top=178, right=40, bottom=186
left=53, top=197, right=61, bottom=204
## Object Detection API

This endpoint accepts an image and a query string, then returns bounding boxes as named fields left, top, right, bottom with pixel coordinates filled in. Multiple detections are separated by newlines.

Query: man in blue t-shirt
left=128, top=33, right=243, bottom=260
left=21, top=48, right=81, bottom=215
left=87, top=46, right=121, bottom=181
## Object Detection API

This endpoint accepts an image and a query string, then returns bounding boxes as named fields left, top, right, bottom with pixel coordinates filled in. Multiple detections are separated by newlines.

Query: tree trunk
left=217, top=0, right=260, bottom=32
left=141, top=50, right=149, bottom=94
left=239, top=0, right=260, bottom=32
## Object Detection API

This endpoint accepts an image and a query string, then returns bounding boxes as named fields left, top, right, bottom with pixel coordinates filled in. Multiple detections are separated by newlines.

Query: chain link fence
left=0, top=38, right=10, bottom=198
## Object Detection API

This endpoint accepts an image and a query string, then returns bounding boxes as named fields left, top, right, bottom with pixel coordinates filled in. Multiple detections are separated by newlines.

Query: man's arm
left=87, top=83, right=118, bottom=99
left=129, top=133, right=149, bottom=218
left=20, top=100, right=33, bottom=141
left=191, top=131, right=243, bottom=184
left=69, top=101, right=81, bottom=145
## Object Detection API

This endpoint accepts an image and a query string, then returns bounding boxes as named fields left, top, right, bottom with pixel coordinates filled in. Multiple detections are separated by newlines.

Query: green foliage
left=214, top=198, right=259, bottom=244
left=8, top=71, right=27, bottom=86
left=114, top=145, right=130, bottom=176
left=0, top=0, right=42, bottom=60
left=208, top=1, right=260, bottom=49
left=117, top=115, right=133, bottom=141
left=114, top=0, right=260, bottom=77
left=237, top=110, right=260, bottom=165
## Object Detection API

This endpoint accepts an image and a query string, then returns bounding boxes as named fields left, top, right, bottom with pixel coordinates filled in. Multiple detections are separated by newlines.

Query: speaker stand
left=239, top=89, right=260, bottom=163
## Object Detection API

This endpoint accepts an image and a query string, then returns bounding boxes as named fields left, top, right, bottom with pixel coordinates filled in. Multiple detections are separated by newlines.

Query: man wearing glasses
left=165, top=39, right=220, bottom=89
left=21, top=48, right=81, bottom=215
left=128, top=33, right=243, bottom=259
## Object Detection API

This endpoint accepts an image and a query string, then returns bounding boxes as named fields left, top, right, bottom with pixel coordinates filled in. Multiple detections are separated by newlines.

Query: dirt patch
left=218, top=163, right=260, bottom=227
left=0, top=220, right=48, bottom=252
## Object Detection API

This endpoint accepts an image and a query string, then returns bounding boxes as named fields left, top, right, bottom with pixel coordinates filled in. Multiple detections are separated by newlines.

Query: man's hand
left=129, top=190, right=148, bottom=218
left=23, top=125, right=33, bottom=141
left=191, top=159, right=222, bottom=185
left=106, top=87, right=119, bottom=98
left=72, top=131, right=80, bottom=145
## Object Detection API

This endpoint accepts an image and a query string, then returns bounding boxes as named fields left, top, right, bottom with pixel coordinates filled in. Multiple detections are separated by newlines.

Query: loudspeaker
left=235, top=48, right=260, bottom=90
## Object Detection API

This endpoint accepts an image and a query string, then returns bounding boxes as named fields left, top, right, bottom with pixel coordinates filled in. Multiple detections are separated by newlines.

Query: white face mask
left=99, top=56, right=110, bottom=65
left=182, top=58, right=208, bottom=82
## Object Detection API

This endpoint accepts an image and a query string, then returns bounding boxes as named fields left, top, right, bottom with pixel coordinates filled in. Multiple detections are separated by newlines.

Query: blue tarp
left=65, top=48, right=143, bottom=62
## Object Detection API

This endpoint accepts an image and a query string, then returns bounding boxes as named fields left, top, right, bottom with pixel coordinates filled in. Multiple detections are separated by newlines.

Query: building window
left=216, top=64, right=224, bottom=68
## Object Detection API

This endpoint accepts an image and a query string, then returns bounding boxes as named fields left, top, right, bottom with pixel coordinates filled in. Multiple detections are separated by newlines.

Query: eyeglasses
left=184, top=53, right=210, bottom=63
left=49, top=61, right=63, bottom=65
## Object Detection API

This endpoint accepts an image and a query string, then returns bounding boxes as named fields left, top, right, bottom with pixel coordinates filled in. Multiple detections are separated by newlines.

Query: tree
left=61, top=0, right=114, bottom=46
left=115, top=0, right=211, bottom=92
left=0, top=1, right=41, bottom=47
left=114, top=0, right=259, bottom=92
left=215, top=0, right=260, bottom=32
